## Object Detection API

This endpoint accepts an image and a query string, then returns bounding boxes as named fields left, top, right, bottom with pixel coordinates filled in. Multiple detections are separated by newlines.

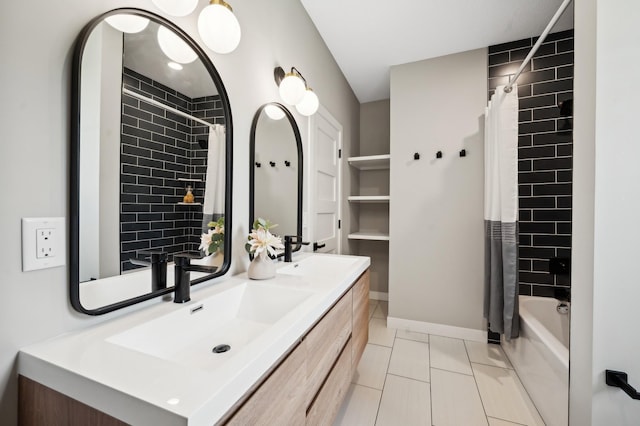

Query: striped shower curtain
left=484, top=85, right=519, bottom=340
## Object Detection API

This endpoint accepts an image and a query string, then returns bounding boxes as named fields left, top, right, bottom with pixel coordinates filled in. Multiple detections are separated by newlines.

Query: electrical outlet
left=22, top=218, right=65, bottom=272
left=36, top=228, right=55, bottom=258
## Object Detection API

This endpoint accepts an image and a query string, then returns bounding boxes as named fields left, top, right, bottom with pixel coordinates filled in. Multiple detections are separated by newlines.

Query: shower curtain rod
left=504, top=0, right=573, bottom=93
left=122, top=87, right=219, bottom=128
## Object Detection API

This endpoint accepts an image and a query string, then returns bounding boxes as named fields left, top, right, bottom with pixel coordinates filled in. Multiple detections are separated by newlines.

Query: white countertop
left=19, top=253, right=370, bottom=425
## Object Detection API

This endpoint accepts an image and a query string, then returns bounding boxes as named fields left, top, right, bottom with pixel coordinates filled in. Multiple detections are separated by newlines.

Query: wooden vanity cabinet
left=226, top=269, right=370, bottom=426
left=226, top=341, right=307, bottom=426
left=304, top=290, right=352, bottom=407
left=351, top=269, right=370, bottom=369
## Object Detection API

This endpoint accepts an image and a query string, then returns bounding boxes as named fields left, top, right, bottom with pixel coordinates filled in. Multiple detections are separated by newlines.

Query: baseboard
left=387, top=316, right=487, bottom=342
left=369, top=291, right=388, bottom=301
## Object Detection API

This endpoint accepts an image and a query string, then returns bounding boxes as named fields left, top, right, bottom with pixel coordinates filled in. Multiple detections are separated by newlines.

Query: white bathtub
left=501, top=295, right=569, bottom=426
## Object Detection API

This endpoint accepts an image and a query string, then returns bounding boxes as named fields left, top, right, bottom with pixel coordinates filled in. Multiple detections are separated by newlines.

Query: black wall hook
left=284, top=160, right=291, bottom=167
left=459, top=149, right=466, bottom=157
left=255, top=162, right=261, bottom=168
left=436, top=151, right=443, bottom=159
left=414, top=153, right=420, bottom=160
left=269, top=161, right=276, bottom=167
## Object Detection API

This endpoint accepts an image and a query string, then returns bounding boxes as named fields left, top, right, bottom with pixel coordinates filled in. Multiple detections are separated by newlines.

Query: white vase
left=247, top=252, right=275, bottom=280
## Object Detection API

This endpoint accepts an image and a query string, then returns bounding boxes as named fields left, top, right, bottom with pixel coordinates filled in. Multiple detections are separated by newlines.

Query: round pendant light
left=157, top=26, right=197, bottom=64
left=296, top=88, right=319, bottom=116
left=264, top=105, right=286, bottom=120
left=279, top=72, right=306, bottom=105
left=105, top=14, right=150, bottom=34
left=197, top=0, right=241, bottom=54
left=151, top=0, right=198, bottom=17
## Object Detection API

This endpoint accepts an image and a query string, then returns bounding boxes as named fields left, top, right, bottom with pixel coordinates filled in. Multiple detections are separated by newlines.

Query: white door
left=308, top=106, right=342, bottom=254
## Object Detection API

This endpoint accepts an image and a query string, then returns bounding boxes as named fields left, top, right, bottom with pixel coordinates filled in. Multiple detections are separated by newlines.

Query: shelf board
left=348, top=195, right=390, bottom=203
left=177, top=202, right=202, bottom=206
left=348, top=231, right=390, bottom=241
left=177, top=178, right=204, bottom=182
left=348, top=154, right=390, bottom=170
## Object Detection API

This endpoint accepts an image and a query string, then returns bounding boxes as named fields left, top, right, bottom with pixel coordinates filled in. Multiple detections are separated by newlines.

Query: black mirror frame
left=249, top=103, right=303, bottom=253
left=70, top=8, right=233, bottom=315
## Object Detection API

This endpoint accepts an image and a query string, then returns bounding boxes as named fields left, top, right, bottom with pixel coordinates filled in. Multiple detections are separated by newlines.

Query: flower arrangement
left=245, top=218, right=284, bottom=259
left=199, top=217, right=225, bottom=255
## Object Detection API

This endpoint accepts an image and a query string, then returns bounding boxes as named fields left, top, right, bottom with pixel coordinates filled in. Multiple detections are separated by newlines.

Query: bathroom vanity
left=19, top=254, right=370, bottom=425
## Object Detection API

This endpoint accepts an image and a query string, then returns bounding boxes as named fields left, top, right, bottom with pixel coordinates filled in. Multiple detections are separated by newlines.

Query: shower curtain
left=484, top=85, right=519, bottom=340
left=202, top=124, right=226, bottom=231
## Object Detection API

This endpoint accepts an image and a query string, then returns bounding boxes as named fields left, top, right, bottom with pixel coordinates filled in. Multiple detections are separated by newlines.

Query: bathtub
left=501, top=295, right=569, bottom=426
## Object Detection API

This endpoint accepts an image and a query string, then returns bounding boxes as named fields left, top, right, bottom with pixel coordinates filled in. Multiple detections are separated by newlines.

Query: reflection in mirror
left=249, top=103, right=302, bottom=251
left=71, top=9, right=232, bottom=315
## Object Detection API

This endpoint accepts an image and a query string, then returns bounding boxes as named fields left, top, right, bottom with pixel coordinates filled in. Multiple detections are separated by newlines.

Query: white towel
left=203, top=125, right=226, bottom=216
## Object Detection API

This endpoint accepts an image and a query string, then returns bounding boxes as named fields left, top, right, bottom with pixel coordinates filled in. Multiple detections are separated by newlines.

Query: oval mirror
left=249, top=103, right=302, bottom=252
left=70, top=8, right=233, bottom=315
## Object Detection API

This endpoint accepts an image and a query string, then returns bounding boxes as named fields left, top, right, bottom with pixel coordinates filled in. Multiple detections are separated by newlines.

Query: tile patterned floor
left=334, top=300, right=545, bottom=426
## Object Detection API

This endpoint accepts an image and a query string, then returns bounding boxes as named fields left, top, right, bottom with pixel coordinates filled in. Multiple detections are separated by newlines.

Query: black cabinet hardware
left=313, top=242, right=326, bottom=251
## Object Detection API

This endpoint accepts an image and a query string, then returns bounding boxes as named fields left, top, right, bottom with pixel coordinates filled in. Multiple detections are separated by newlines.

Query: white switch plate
left=22, top=217, right=65, bottom=271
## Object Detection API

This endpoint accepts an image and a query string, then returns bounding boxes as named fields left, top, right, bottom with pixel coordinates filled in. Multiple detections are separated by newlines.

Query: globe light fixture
left=274, top=66, right=320, bottom=115
left=197, top=0, right=241, bottom=54
left=264, top=105, right=286, bottom=120
left=157, top=26, right=197, bottom=64
left=151, top=0, right=198, bottom=17
left=278, top=71, right=306, bottom=105
left=105, top=14, right=150, bottom=33
left=295, top=88, right=319, bottom=116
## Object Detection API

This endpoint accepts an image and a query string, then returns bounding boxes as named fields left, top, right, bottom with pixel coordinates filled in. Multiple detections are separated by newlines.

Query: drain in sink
left=212, top=344, right=231, bottom=353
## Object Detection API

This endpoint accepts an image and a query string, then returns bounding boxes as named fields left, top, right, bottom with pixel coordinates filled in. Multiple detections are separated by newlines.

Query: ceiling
left=300, top=0, right=574, bottom=103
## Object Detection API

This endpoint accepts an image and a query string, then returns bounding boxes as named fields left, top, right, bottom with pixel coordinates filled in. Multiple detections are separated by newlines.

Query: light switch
left=22, top=218, right=65, bottom=271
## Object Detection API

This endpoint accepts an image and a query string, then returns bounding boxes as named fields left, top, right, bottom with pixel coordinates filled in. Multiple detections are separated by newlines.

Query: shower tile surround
left=120, top=68, right=225, bottom=272
left=488, top=30, right=573, bottom=297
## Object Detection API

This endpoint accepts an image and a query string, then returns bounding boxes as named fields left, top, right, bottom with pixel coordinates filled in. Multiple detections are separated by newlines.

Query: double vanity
left=19, top=254, right=370, bottom=425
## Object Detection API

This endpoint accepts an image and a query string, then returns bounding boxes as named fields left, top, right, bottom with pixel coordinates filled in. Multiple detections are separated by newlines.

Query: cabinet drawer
left=306, top=338, right=352, bottom=426
left=305, top=291, right=352, bottom=407
left=351, top=270, right=370, bottom=369
left=227, top=341, right=306, bottom=426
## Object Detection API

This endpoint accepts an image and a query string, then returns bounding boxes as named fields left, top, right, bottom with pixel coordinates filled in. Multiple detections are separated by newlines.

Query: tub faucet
left=129, top=251, right=167, bottom=293
left=283, top=235, right=310, bottom=262
left=173, top=254, right=218, bottom=303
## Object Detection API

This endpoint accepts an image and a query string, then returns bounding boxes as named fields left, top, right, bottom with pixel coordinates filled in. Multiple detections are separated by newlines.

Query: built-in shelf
left=348, top=231, right=390, bottom=241
left=177, top=178, right=204, bottom=182
left=177, top=202, right=202, bottom=206
left=348, top=195, right=390, bottom=203
left=347, top=154, right=390, bottom=170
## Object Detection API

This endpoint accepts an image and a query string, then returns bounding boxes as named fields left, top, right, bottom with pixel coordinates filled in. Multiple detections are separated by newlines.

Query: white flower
left=248, top=227, right=284, bottom=258
left=199, top=229, right=215, bottom=252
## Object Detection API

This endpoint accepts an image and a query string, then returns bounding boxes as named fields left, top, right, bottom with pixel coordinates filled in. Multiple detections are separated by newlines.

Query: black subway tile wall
left=488, top=29, right=573, bottom=297
left=120, top=68, right=224, bottom=272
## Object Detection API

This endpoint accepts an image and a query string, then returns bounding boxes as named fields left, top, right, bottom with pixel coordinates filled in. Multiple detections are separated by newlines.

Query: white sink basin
left=278, top=254, right=360, bottom=277
left=107, top=283, right=312, bottom=370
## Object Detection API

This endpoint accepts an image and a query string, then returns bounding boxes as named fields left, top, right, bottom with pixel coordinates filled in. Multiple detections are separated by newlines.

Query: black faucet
left=173, top=254, right=218, bottom=303
left=283, top=236, right=310, bottom=262
left=129, top=251, right=168, bottom=292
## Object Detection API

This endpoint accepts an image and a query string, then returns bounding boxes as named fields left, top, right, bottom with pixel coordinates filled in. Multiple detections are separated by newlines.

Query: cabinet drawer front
left=305, top=291, right=352, bottom=407
left=352, top=270, right=370, bottom=368
left=227, top=342, right=306, bottom=426
left=306, top=338, right=352, bottom=426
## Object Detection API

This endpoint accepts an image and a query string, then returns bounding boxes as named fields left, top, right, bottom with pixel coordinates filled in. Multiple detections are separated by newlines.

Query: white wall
left=0, top=0, right=359, bottom=423
left=389, top=48, right=487, bottom=331
left=572, top=1, right=640, bottom=424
